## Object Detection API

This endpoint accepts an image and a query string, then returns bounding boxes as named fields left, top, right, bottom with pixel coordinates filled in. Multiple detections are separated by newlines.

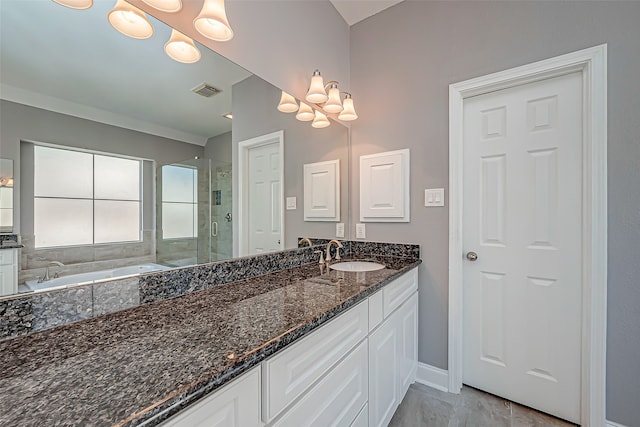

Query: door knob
left=466, top=251, right=478, bottom=261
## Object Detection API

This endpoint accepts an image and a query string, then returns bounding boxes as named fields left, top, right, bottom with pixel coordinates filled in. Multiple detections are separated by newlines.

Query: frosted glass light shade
left=296, top=102, right=315, bottom=121
left=338, top=94, right=358, bottom=121
left=141, top=0, right=182, bottom=13
left=277, top=91, right=298, bottom=113
left=108, top=0, right=154, bottom=39
left=312, top=110, right=330, bottom=128
left=306, top=70, right=328, bottom=104
left=194, top=0, right=234, bottom=41
left=323, top=83, right=343, bottom=114
left=52, top=0, right=93, bottom=9
left=164, top=29, right=201, bottom=63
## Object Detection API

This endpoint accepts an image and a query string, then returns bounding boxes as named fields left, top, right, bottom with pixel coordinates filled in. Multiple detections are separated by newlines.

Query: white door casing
left=238, top=131, right=284, bottom=256
left=463, top=72, right=583, bottom=423
left=449, top=45, right=607, bottom=427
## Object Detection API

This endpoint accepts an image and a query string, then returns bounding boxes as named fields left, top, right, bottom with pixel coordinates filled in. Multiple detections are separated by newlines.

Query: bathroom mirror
left=0, top=159, right=13, bottom=233
left=0, top=1, right=348, bottom=296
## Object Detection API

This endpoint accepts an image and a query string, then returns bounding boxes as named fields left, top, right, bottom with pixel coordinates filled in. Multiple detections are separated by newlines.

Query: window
left=161, top=164, right=197, bottom=239
left=34, top=145, right=141, bottom=248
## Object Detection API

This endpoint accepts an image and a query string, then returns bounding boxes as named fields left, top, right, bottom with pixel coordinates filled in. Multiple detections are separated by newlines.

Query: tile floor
left=390, top=383, right=578, bottom=427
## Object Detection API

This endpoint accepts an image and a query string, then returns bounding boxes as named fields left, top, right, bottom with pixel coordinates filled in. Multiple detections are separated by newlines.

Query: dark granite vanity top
left=0, top=244, right=23, bottom=249
left=0, top=255, right=420, bottom=427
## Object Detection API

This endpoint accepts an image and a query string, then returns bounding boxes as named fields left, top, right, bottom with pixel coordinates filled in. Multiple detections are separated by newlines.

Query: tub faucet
left=38, top=261, right=65, bottom=283
left=325, top=240, right=343, bottom=262
left=298, top=237, right=313, bottom=247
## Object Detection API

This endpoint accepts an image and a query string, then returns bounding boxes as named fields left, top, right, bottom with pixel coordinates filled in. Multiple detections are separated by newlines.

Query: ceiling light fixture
left=52, top=0, right=93, bottom=9
left=164, top=29, right=201, bottom=63
left=277, top=91, right=298, bottom=113
left=140, top=0, right=182, bottom=13
left=311, top=110, right=330, bottom=128
left=194, top=0, right=234, bottom=42
left=107, top=0, right=154, bottom=39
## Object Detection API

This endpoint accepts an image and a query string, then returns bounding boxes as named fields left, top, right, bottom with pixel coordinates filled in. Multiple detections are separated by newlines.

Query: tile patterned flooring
left=390, top=383, right=578, bottom=427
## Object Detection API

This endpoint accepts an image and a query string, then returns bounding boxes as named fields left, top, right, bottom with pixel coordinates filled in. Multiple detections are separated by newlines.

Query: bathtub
left=22, top=263, right=170, bottom=293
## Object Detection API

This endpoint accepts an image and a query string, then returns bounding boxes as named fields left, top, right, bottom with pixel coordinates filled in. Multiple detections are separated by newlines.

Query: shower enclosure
left=156, top=157, right=232, bottom=267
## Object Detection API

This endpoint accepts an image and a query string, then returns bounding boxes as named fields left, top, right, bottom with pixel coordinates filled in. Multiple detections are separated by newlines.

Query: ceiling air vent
left=192, top=83, right=222, bottom=98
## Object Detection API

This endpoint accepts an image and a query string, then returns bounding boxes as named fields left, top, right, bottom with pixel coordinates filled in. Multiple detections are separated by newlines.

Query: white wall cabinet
left=303, top=159, right=340, bottom=222
left=0, top=248, right=18, bottom=296
left=360, top=149, right=410, bottom=222
left=162, top=267, right=418, bottom=427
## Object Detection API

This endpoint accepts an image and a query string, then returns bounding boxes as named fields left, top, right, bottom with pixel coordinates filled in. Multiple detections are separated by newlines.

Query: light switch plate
left=425, top=188, right=445, bottom=207
left=286, top=197, right=297, bottom=210
left=356, top=223, right=366, bottom=239
left=336, top=223, right=345, bottom=238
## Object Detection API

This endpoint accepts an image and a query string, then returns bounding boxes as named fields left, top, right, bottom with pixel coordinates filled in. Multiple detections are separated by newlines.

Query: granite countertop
left=0, top=244, right=23, bottom=249
left=0, top=255, right=420, bottom=427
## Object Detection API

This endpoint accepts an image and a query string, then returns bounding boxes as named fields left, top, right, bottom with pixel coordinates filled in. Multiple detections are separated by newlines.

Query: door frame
left=448, top=45, right=607, bottom=426
left=237, top=130, right=284, bottom=256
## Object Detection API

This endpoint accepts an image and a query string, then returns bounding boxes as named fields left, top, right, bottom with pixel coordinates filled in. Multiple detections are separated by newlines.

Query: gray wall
left=232, top=75, right=349, bottom=252
left=350, top=1, right=640, bottom=425
left=205, top=131, right=233, bottom=164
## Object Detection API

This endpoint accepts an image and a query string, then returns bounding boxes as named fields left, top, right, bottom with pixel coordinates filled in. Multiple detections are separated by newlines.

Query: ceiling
left=330, top=0, right=404, bottom=26
left=0, top=1, right=251, bottom=146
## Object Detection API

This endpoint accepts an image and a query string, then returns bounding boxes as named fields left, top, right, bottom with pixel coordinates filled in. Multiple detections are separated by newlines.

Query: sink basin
left=329, top=261, right=385, bottom=272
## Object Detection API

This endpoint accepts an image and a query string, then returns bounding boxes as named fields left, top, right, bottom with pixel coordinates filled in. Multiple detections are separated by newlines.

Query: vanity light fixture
left=338, top=93, right=358, bottom=121
left=108, top=0, right=154, bottom=39
left=223, top=112, right=233, bottom=120
left=323, top=82, right=343, bottom=114
left=311, top=110, right=330, bottom=128
left=305, top=70, right=328, bottom=104
left=164, top=29, right=201, bottom=63
left=194, top=0, right=234, bottom=42
left=141, top=0, right=182, bottom=13
left=296, top=102, right=315, bottom=122
left=277, top=91, right=299, bottom=113
left=0, top=178, right=13, bottom=188
left=52, top=0, right=93, bottom=9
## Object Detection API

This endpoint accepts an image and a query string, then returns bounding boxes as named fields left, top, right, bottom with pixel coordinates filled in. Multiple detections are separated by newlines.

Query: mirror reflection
left=0, top=0, right=349, bottom=297
left=0, top=159, right=13, bottom=233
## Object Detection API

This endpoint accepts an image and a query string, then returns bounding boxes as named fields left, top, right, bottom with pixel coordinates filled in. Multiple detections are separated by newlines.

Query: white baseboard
left=606, top=421, right=629, bottom=427
left=415, top=362, right=449, bottom=392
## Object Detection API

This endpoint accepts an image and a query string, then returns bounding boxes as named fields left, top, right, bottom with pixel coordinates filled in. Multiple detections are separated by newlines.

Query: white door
left=462, top=72, right=583, bottom=423
left=247, top=142, right=281, bottom=254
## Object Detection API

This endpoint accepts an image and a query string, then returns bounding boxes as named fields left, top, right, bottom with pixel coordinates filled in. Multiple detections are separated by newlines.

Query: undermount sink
left=329, top=261, right=385, bottom=272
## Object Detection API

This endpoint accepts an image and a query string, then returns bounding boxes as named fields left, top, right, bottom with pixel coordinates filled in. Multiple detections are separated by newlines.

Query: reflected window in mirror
left=32, top=145, right=142, bottom=248
left=161, top=164, right=197, bottom=239
left=0, top=159, right=13, bottom=233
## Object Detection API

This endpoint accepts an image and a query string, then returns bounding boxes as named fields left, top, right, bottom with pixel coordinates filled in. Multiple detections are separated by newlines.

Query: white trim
left=448, top=44, right=607, bottom=427
left=237, top=131, right=285, bottom=256
left=415, top=362, right=449, bottom=393
left=606, top=421, right=629, bottom=427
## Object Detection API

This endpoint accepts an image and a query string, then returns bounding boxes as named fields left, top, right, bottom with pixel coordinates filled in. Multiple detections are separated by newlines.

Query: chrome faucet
left=325, top=240, right=343, bottom=262
left=37, top=261, right=65, bottom=283
left=298, top=237, right=313, bottom=247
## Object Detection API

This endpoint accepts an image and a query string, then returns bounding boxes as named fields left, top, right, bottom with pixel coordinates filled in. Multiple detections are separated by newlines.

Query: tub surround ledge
left=0, top=249, right=420, bottom=427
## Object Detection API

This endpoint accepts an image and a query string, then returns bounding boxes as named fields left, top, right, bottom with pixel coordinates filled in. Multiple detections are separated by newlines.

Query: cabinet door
left=0, top=263, right=16, bottom=296
left=162, top=367, right=262, bottom=427
left=368, top=315, right=399, bottom=427
left=397, top=293, right=418, bottom=397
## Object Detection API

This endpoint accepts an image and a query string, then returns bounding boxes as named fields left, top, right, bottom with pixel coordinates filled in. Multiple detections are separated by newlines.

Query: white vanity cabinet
left=0, top=248, right=18, bottom=296
left=162, top=267, right=418, bottom=427
left=161, top=367, right=262, bottom=427
left=369, top=269, right=418, bottom=427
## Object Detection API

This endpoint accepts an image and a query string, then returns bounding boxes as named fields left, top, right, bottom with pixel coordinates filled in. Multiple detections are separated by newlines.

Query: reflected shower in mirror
left=0, top=0, right=348, bottom=297
left=0, top=159, right=13, bottom=233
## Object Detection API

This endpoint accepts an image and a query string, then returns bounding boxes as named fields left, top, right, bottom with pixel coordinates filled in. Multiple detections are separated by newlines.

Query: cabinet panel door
left=162, top=367, right=261, bottom=427
left=272, top=340, right=368, bottom=427
left=264, top=300, right=368, bottom=422
left=383, top=268, right=418, bottom=318
left=0, top=264, right=16, bottom=296
left=368, top=315, right=399, bottom=427
left=398, top=293, right=419, bottom=397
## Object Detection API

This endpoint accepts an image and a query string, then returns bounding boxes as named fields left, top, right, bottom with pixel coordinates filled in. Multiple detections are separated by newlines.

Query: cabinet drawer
left=161, top=366, right=261, bottom=427
left=0, top=249, right=16, bottom=266
left=263, top=300, right=368, bottom=422
left=383, top=268, right=418, bottom=318
left=350, top=403, right=368, bottom=427
left=272, top=340, right=368, bottom=427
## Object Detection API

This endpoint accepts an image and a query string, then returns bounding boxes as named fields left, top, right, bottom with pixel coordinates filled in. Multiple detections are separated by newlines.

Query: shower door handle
left=212, top=221, right=218, bottom=237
